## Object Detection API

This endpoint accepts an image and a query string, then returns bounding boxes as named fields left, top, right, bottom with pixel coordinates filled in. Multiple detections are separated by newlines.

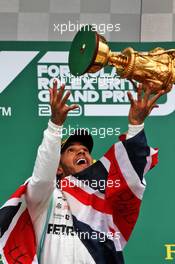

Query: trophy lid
left=69, top=25, right=98, bottom=76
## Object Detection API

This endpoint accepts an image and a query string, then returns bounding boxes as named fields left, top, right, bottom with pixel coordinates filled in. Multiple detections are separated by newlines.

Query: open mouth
left=76, top=158, right=87, bottom=165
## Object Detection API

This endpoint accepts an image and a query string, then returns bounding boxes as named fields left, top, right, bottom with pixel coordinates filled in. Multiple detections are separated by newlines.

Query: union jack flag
left=0, top=130, right=158, bottom=264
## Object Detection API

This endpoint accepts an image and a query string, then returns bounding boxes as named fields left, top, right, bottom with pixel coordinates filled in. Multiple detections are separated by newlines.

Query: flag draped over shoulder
left=0, top=184, right=37, bottom=263
left=0, top=130, right=158, bottom=264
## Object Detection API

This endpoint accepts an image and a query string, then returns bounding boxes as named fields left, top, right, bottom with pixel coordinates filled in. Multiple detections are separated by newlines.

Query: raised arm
left=127, top=83, right=164, bottom=126
left=104, top=84, right=165, bottom=246
left=26, top=81, right=78, bottom=211
left=122, top=84, right=165, bottom=180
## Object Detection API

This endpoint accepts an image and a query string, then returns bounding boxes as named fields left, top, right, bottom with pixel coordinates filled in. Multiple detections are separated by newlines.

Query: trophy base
left=69, top=25, right=99, bottom=76
left=69, top=25, right=110, bottom=76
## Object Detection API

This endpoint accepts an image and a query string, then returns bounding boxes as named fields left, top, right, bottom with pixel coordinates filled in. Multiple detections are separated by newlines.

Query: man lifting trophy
left=0, top=25, right=169, bottom=264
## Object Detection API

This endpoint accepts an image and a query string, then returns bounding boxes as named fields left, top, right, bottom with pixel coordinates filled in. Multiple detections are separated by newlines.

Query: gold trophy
left=69, top=25, right=175, bottom=94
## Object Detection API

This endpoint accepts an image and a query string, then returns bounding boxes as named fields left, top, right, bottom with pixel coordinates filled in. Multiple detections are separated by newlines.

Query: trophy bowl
left=69, top=25, right=175, bottom=94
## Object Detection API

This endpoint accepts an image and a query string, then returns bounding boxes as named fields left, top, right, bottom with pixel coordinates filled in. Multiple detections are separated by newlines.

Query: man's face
left=59, top=142, right=93, bottom=177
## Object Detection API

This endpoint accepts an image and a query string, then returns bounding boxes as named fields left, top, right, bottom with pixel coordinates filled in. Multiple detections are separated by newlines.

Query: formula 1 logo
left=0, top=51, right=39, bottom=94
left=0, top=51, right=39, bottom=117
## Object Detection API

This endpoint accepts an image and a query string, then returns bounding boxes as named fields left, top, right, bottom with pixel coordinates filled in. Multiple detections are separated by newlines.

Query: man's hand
left=127, top=84, right=165, bottom=125
left=49, top=80, right=78, bottom=126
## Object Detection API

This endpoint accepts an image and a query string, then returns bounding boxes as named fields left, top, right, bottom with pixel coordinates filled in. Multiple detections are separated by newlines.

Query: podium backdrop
left=0, top=41, right=175, bottom=264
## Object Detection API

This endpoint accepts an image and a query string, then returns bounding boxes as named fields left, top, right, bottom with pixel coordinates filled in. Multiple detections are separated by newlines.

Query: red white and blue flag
left=0, top=130, right=158, bottom=264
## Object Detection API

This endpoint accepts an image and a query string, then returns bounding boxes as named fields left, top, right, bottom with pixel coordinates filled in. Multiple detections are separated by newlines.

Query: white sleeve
left=126, top=123, right=144, bottom=139
left=26, top=120, right=62, bottom=214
